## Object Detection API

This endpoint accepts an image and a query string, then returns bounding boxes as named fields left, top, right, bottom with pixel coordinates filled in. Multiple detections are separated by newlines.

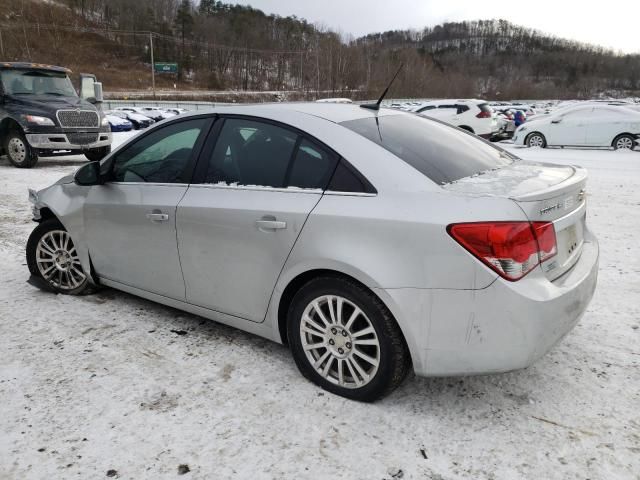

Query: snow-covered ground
left=0, top=135, right=638, bottom=479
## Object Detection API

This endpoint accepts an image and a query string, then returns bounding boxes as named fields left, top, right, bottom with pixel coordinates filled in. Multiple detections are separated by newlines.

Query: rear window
left=478, top=103, right=493, bottom=113
left=340, top=113, right=515, bottom=185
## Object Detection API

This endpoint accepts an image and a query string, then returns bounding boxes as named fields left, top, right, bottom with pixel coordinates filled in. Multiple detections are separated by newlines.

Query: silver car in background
left=26, top=103, right=599, bottom=401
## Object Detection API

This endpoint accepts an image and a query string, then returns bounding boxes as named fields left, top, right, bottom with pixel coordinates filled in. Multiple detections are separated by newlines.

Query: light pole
left=149, top=32, right=156, bottom=99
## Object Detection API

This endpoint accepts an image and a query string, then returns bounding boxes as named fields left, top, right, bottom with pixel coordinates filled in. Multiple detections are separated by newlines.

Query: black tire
left=26, top=218, right=90, bottom=295
left=3, top=129, right=39, bottom=168
left=287, top=276, right=410, bottom=402
left=612, top=134, right=635, bottom=150
left=526, top=132, right=547, bottom=148
left=84, top=145, right=111, bottom=162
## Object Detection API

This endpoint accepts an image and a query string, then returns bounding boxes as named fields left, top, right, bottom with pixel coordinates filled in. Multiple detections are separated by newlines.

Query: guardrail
left=102, top=99, right=228, bottom=111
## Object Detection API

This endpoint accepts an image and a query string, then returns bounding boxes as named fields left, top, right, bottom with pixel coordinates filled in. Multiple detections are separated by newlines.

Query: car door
left=585, top=108, right=624, bottom=146
left=176, top=116, right=339, bottom=322
left=546, top=108, right=589, bottom=146
left=84, top=117, right=212, bottom=299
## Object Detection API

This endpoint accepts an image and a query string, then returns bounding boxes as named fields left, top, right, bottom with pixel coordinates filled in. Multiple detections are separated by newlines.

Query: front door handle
left=146, top=212, right=169, bottom=222
left=256, top=218, right=287, bottom=231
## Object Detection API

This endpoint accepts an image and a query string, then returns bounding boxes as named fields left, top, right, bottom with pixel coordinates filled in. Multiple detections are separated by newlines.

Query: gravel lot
left=1, top=136, right=639, bottom=479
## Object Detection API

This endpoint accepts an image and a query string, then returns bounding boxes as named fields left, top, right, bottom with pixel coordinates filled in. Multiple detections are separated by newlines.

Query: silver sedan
left=26, top=103, right=599, bottom=401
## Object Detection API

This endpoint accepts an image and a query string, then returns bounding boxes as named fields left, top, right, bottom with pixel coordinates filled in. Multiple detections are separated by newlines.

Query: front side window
left=111, top=118, right=207, bottom=183
left=203, top=118, right=298, bottom=188
left=341, top=113, right=515, bottom=185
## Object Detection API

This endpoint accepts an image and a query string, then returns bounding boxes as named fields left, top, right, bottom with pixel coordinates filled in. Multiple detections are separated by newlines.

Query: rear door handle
left=256, top=219, right=287, bottom=231
left=146, top=213, right=169, bottom=222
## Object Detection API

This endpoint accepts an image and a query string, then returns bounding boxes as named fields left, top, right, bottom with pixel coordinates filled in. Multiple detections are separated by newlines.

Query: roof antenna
left=360, top=63, right=404, bottom=111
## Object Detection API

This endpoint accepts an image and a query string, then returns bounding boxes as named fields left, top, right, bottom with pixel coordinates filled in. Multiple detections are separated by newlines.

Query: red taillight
left=476, top=110, right=492, bottom=118
left=447, top=221, right=557, bottom=281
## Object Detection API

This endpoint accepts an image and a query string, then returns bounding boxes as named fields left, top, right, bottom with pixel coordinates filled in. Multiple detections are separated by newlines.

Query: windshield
left=0, top=69, right=77, bottom=97
left=340, top=113, right=515, bottom=185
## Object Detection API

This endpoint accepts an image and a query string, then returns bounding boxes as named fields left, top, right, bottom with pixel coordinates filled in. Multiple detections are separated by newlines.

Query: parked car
left=105, top=112, right=133, bottom=132
left=316, top=98, right=353, bottom=104
left=108, top=110, right=154, bottom=130
left=0, top=62, right=112, bottom=168
left=114, top=106, right=165, bottom=122
left=492, top=110, right=516, bottom=141
left=514, top=104, right=640, bottom=149
left=413, top=99, right=498, bottom=139
left=162, top=107, right=188, bottom=117
left=26, top=103, right=598, bottom=401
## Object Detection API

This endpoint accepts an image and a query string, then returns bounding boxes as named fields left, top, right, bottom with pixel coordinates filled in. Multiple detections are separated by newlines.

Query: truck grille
left=57, top=110, right=99, bottom=128
left=67, top=132, right=99, bottom=145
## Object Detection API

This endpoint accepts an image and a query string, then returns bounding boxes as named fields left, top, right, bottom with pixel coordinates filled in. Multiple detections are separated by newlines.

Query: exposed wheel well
left=277, top=269, right=390, bottom=345
left=0, top=118, right=24, bottom=153
left=611, top=132, right=635, bottom=146
left=36, top=207, right=57, bottom=223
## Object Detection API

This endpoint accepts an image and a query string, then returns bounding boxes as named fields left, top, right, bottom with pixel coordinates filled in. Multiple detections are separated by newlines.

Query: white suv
left=413, top=99, right=498, bottom=139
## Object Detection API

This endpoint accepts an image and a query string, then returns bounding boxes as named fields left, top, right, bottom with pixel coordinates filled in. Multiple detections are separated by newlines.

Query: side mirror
left=79, top=74, right=103, bottom=104
left=93, top=82, right=104, bottom=104
left=74, top=161, right=104, bottom=186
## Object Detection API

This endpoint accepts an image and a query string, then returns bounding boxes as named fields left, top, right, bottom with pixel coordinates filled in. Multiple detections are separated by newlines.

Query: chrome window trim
left=323, top=191, right=377, bottom=197
left=187, top=183, right=323, bottom=194
left=108, top=182, right=190, bottom=187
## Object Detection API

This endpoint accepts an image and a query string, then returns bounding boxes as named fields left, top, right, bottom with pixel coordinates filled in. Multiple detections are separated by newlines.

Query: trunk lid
left=444, top=160, right=588, bottom=281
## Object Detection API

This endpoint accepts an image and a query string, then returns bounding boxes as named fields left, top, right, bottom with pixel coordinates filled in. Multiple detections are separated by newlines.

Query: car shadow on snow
left=73, top=285, right=558, bottom=410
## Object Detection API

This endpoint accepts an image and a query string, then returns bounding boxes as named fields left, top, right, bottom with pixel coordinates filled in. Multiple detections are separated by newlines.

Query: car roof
left=0, top=61, right=72, bottom=73
left=204, top=102, right=404, bottom=124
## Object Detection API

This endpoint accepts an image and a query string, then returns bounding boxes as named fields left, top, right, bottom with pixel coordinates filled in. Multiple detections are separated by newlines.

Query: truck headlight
left=101, top=116, right=110, bottom=127
left=22, top=114, right=55, bottom=126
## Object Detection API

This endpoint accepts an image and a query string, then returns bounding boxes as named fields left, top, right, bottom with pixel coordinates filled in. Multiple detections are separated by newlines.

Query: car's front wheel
left=526, top=132, right=547, bottom=148
left=613, top=134, right=635, bottom=150
left=3, top=130, right=39, bottom=168
left=26, top=219, right=89, bottom=294
left=287, top=276, right=410, bottom=402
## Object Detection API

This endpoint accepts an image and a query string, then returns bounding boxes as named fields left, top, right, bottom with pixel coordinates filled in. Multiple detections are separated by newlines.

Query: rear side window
left=340, top=114, right=515, bottom=185
left=327, top=161, right=376, bottom=194
left=204, top=118, right=297, bottom=188
left=287, top=139, right=338, bottom=189
left=478, top=103, right=493, bottom=114
left=456, top=105, right=470, bottom=114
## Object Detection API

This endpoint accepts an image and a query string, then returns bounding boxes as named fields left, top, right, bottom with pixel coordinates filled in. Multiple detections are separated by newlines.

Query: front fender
left=30, top=183, right=95, bottom=284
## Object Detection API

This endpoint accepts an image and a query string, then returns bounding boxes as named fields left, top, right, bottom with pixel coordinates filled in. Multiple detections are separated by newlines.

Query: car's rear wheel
left=26, top=219, right=89, bottom=295
left=84, top=145, right=111, bottom=162
left=526, top=132, right=547, bottom=148
left=3, top=130, right=39, bottom=168
left=287, top=276, right=410, bottom=402
left=613, top=134, right=635, bottom=150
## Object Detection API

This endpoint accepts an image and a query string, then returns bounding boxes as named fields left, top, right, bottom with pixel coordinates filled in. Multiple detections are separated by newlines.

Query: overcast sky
left=232, top=0, right=639, bottom=54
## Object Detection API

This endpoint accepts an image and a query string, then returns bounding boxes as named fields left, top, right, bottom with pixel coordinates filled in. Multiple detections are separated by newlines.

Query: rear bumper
left=26, top=132, right=112, bottom=151
left=379, top=231, right=599, bottom=377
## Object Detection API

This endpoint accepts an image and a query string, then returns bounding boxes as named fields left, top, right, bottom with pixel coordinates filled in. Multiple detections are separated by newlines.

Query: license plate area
left=542, top=211, right=586, bottom=280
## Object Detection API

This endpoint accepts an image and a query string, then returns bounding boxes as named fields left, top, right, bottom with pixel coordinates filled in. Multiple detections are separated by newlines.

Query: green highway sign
left=154, top=62, right=178, bottom=74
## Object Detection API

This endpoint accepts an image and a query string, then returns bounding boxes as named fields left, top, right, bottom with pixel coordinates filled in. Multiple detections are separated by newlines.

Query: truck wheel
left=3, top=130, right=39, bottom=168
left=84, top=145, right=111, bottom=162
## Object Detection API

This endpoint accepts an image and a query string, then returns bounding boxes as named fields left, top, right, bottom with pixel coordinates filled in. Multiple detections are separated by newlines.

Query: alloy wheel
left=528, top=134, right=545, bottom=147
left=299, top=295, right=380, bottom=389
left=615, top=136, right=634, bottom=150
left=36, top=230, right=86, bottom=291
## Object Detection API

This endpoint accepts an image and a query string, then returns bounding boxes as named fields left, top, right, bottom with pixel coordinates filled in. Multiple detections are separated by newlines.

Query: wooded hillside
left=1, top=0, right=638, bottom=100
